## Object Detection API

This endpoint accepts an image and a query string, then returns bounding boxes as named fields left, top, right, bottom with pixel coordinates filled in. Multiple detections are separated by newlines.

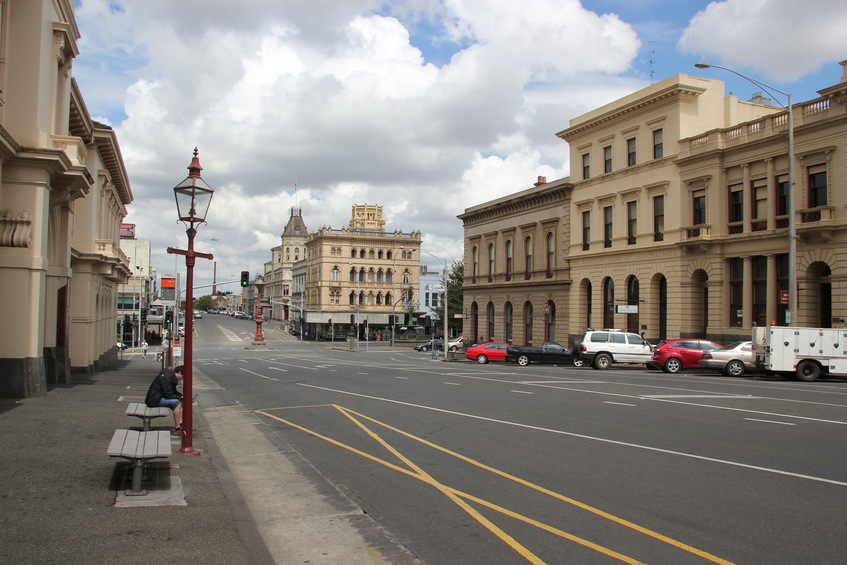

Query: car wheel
left=476, top=354, right=489, bottom=364
left=797, top=360, right=821, bottom=382
left=663, top=357, right=682, bottom=373
left=573, top=358, right=585, bottom=367
left=726, top=360, right=745, bottom=377
left=449, top=345, right=458, bottom=352
left=422, top=345, right=429, bottom=351
left=517, top=355, right=530, bottom=367
left=593, top=353, right=611, bottom=370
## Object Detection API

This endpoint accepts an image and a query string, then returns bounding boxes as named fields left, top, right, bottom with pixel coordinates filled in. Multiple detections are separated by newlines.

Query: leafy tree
left=194, top=294, right=212, bottom=312
left=432, top=260, right=464, bottom=336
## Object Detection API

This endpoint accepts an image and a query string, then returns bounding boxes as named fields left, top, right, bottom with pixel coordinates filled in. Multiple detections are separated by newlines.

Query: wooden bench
left=107, top=429, right=172, bottom=495
left=125, top=402, right=170, bottom=431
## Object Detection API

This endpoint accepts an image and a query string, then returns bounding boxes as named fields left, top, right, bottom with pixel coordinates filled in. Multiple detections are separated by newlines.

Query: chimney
left=534, top=176, right=547, bottom=186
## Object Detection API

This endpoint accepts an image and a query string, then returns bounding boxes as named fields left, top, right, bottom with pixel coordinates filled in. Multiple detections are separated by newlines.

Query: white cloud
left=74, top=0, right=647, bottom=291
left=678, top=0, right=847, bottom=82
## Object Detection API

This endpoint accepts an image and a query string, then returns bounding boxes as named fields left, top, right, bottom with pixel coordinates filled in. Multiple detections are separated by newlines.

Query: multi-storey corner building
left=458, top=177, right=573, bottom=346
left=302, top=205, right=421, bottom=339
left=461, top=61, right=847, bottom=347
left=263, top=207, right=308, bottom=323
left=0, top=1, right=133, bottom=397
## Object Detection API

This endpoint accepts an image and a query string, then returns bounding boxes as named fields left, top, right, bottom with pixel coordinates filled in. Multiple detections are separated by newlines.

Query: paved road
left=195, top=315, right=847, bottom=564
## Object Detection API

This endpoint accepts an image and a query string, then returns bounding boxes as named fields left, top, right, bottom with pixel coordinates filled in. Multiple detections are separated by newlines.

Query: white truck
left=753, top=326, right=847, bottom=381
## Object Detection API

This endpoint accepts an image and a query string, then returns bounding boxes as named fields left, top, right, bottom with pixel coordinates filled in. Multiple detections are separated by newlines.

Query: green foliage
left=194, top=294, right=212, bottom=312
left=432, top=260, right=464, bottom=334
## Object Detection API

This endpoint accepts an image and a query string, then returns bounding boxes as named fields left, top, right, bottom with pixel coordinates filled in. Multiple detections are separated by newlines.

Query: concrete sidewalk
left=0, top=353, right=420, bottom=565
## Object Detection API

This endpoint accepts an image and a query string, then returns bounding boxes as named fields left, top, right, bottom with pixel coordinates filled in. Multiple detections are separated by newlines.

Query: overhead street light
left=694, top=62, right=797, bottom=325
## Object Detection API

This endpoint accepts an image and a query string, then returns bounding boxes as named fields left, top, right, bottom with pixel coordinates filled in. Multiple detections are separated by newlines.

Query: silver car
left=699, top=341, right=754, bottom=376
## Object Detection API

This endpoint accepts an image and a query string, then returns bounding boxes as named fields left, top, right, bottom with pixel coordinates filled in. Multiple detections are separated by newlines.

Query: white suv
left=576, top=329, right=653, bottom=369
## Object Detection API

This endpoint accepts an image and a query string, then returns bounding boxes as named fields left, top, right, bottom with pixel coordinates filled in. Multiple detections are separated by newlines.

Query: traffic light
left=388, top=315, right=394, bottom=325
left=328, top=318, right=332, bottom=325
left=350, top=314, right=355, bottom=324
left=363, top=320, right=368, bottom=331
left=165, top=309, right=172, bottom=324
left=240, top=271, right=249, bottom=287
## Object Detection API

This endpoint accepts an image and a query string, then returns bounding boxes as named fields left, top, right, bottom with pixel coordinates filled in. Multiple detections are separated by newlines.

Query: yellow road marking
left=255, top=406, right=734, bottom=565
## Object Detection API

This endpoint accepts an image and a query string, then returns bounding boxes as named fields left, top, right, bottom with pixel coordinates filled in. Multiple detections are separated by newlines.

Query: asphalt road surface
left=193, top=314, right=847, bottom=564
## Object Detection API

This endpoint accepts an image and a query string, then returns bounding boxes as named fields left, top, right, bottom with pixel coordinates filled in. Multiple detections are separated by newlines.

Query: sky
left=72, top=0, right=847, bottom=296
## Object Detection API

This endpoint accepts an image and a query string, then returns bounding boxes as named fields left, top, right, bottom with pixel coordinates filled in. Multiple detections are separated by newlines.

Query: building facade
left=0, top=1, right=133, bottom=397
left=263, top=207, right=308, bottom=324
left=117, top=233, right=152, bottom=348
left=461, top=62, right=847, bottom=347
left=302, top=205, right=421, bottom=340
left=459, top=177, right=573, bottom=346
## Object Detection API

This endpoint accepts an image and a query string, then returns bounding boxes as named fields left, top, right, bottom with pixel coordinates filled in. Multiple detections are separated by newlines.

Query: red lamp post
left=167, top=148, right=214, bottom=456
left=251, top=275, right=266, bottom=347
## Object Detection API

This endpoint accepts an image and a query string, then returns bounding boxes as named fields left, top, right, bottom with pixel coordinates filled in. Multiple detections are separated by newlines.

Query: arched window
left=603, top=277, right=615, bottom=329
left=402, top=269, right=410, bottom=284
left=487, top=302, right=495, bottom=341
left=504, top=302, right=513, bottom=342
left=376, top=269, right=384, bottom=283
left=359, top=249, right=366, bottom=259
left=294, top=247, right=299, bottom=260
left=349, top=291, right=356, bottom=305
left=524, top=302, right=534, bottom=344
left=358, top=268, right=365, bottom=282
left=331, top=266, right=340, bottom=282
left=349, top=267, right=356, bottom=282
left=286, top=247, right=291, bottom=260
left=386, top=269, right=394, bottom=283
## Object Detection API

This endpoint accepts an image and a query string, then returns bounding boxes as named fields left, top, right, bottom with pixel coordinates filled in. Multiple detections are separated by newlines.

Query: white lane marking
left=745, top=418, right=796, bottom=426
left=239, top=368, right=279, bottom=381
left=605, top=401, right=637, bottom=407
left=297, top=383, right=847, bottom=487
left=444, top=382, right=462, bottom=386
left=510, top=390, right=533, bottom=395
left=219, top=326, right=243, bottom=341
left=268, top=359, right=318, bottom=371
left=644, top=397, right=847, bottom=426
left=269, top=367, right=288, bottom=372
left=642, top=395, right=754, bottom=399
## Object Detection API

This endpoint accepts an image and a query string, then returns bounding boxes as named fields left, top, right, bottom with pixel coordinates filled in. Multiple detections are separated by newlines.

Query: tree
left=194, top=294, right=212, bottom=312
left=432, top=260, right=464, bottom=336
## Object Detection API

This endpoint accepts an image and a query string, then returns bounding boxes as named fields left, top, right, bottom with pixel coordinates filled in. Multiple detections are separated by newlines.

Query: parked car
left=699, top=341, right=755, bottom=376
left=576, top=329, right=653, bottom=370
left=414, top=337, right=464, bottom=352
left=505, top=342, right=580, bottom=366
left=194, top=312, right=202, bottom=319
left=465, top=342, right=510, bottom=364
left=234, top=311, right=250, bottom=320
left=648, top=339, right=723, bottom=373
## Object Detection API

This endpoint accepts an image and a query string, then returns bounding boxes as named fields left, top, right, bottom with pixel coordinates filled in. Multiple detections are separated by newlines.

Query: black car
left=505, top=342, right=582, bottom=366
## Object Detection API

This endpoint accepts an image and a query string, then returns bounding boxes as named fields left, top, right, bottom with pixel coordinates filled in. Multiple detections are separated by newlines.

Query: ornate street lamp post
left=167, top=148, right=214, bottom=456
left=250, top=275, right=267, bottom=348
left=695, top=62, right=797, bottom=325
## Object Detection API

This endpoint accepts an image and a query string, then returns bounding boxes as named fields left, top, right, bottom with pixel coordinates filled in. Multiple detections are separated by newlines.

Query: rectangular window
left=729, top=186, right=744, bottom=222
left=627, top=201, right=637, bottom=245
left=603, top=206, right=613, bottom=248
left=582, top=153, right=590, bottom=179
left=752, top=179, right=768, bottom=231
left=582, top=211, right=590, bottom=251
left=693, top=191, right=706, bottom=225
left=808, top=168, right=827, bottom=207
left=776, top=254, right=788, bottom=326
left=653, top=195, right=664, bottom=242
left=627, top=137, right=636, bottom=166
left=603, top=146, right=612, bottom=173
left=653, top=129, right=663, bottom=159
left=729, top=258, right=743, bottom=327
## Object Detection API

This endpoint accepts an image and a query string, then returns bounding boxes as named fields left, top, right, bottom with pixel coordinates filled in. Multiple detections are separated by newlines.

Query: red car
left=465, top=342, right=510, bottom=364
left=647, top=339, right=723, bottom=373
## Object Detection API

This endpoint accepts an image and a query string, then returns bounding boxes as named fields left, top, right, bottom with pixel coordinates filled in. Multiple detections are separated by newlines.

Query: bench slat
left=108, top=429, right=171, bottom=459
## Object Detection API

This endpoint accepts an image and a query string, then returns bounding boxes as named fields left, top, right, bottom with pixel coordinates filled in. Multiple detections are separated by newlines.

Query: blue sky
left=72, top=0, right=847, bottom=291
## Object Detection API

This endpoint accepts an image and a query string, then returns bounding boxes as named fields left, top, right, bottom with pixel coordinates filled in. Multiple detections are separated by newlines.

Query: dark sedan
left=505, top=342, right=581, bottom=366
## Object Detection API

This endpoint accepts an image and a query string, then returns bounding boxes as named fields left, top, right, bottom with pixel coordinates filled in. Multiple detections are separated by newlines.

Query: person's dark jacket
left=145, top=368, right=182, bottom=407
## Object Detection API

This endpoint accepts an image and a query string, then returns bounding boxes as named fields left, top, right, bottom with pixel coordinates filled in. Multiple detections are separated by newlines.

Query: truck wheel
left=797, top=360, right=821, bottom=382
left=517, top=355, right=530, bottom=366
left=593, top=353, right=611, bottom=370
left=726, top=360, right=745, bottom=377
left=663, top=357, right=682, bottom=373
left=476, top=354, right=488, bottom=364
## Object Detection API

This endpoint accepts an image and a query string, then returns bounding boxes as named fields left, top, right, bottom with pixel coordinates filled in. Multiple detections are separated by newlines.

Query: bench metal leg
left=142, top=417, right=151, bottom=432
left=126, top=459, right=147, bottom=496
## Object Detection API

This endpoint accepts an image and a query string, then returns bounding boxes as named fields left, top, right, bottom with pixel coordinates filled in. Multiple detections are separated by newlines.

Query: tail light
left=701, top=352, right=712, bottom=360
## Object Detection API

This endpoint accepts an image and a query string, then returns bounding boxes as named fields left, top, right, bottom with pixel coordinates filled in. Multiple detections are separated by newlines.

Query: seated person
left=145, top=365, right=185, bottom=434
